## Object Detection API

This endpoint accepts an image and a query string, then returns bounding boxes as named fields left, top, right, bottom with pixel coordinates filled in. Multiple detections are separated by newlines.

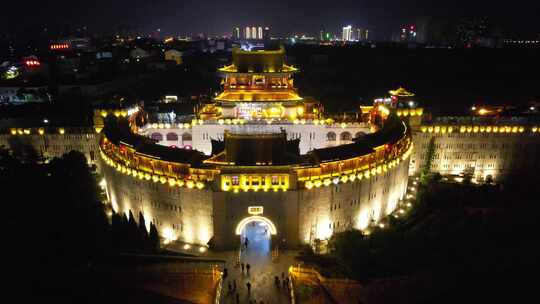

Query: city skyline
left=1, top=0, right=539, bottom=39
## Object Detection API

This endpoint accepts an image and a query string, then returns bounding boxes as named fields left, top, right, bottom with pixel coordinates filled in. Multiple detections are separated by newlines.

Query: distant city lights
left=25, top=60, right=40, bottom=67
left=50, top=43, right=69, bottom=50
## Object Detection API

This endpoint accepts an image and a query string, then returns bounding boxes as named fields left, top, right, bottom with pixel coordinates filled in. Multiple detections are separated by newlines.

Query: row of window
left=326, top=132, right=359, bottom=141
left=151, top=132, right=192, bottom=141
left=150, top=201, right=182, bottom=213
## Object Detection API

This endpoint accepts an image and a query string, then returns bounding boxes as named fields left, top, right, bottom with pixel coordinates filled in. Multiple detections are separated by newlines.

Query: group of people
left=274, top=272, right=291, bottom=291
left=225, top=265, right=259, bottom=304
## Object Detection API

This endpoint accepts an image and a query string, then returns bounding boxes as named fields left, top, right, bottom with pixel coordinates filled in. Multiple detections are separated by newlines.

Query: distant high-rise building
left=238, top=26, right=268, bottom=40
left=233, top=27, right=241, bottom=39
left=251, top=27, right=257, bottom=39
left=399, top=25, right=417, bottom=42
left=456, top=17, right=489, bottom=47
left=342, top=25, right=352, bottom=41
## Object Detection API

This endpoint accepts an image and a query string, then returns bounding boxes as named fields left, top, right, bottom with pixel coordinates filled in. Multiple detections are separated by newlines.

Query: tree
left=148, top=223, right=160, bottom=252
left=138, top=211, right=150, bottom=251
left=420, top=136, right=436, bottom=184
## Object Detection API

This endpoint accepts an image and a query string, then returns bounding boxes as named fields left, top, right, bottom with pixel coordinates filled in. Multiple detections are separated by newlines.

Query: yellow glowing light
left=38, top=128, right=44, bottom=135
left=358, top=209, right=370, bottom=230
left=196, top=181, right=204, bottom=189
left=314, top=180, right=323, bottom=188
left=152, top=175, right=159, bottom=183
left=297, top=106, right=304, bottom=116
left=421, top=126, right=427, bottom=133
left=349, top=174, right=356, bottom=182
left=160, top=176, right=167, bottom=184
left=186, top=180, right=195, bottom=189
left=323, top=178, right=332, bottom=186
left=478, top=108, right=488, bottom=115
left=58, top=128, right=65, bottom=134
left=10, top=129, right=16, bottom=135
left=168, top=178, right=176, bottom=187
left=183, top=244, right=191, bottom=250
left=162, top=227, right=177, bottom=243
left=235, top=215, right=277, bottom=235
left=378, top=105, right=390, bottom=116
left=305, top=181, right=313, bottom=189
left=199, top=246, right=207, bottom=253
left=340, top=175, right=349, bottom=183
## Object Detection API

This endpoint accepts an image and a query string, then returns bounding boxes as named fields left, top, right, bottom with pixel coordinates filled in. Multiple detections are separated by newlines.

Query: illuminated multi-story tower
left=233, top=27, right=240, bottom=39
left=251, top=26, right=257, bottom=39
left=209, top=47, right=305, bottom=120
left=342, top=25, right=352, bottom=41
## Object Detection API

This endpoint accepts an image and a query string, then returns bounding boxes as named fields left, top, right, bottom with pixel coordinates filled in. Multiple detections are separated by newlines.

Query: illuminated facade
left=140, top=47, right=371, bottom=155
left=98, top=49, right=412, bottom=249
left=409, top=121, right=540, bottom=182
left=3, top=80, right=538, bottom=251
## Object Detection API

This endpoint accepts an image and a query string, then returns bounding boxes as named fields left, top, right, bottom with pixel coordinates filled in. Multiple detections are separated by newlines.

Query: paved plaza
left=168, top=222, right=299, bottom=303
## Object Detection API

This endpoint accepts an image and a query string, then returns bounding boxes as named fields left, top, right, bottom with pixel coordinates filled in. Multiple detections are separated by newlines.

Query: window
left=327, top=132, right=336, bottom=141
left=166, top=132, right=178, bottom=141
left=151, top=132, right=163, bottom=141
left=181, top=132, right=192, bottom=141
left=231, top=176, right=239, bottom=185
left=271, top=176, right=279, bottom=185
left=340, top=132, right=352, bottom=141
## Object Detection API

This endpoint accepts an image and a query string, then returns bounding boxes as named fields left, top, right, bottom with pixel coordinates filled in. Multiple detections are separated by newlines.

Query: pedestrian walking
left=233, top=279, right=237, bottom=291
left=282, top=277, right=287, bottom=289
left=244, top=237, right=249, bottom=248
left=274, top=275, right=280, bottom=287
left=281, top=272, right=284, bottom=280
left=228, top=282, right=232, bottom=294
left=235, top=292, right=240, bottom=304
left=241, top=262, right=245, bottom=273
left=285, top=277, right=290, bottom=289
left=246, top=282, right=252, bottom=294
left=223, top=267, right=228, bottom=279
left=246, top=263, right=251, bottom=274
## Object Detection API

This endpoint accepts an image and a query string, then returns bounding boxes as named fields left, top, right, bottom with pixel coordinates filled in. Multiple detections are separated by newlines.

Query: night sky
left=2, top=0, right=539, bottom=38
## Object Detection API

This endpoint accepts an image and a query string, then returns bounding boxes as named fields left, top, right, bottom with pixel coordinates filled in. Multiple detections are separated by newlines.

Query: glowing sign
left=248, top=206, right=264, bottom=215
left=25, top=60, right=40, bottom=67
left=50, top=44, right=69, bottom=50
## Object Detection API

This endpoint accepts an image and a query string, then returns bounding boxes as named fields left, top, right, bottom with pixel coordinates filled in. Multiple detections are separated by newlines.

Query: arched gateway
left=235, top=215, right=277, bottom=235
